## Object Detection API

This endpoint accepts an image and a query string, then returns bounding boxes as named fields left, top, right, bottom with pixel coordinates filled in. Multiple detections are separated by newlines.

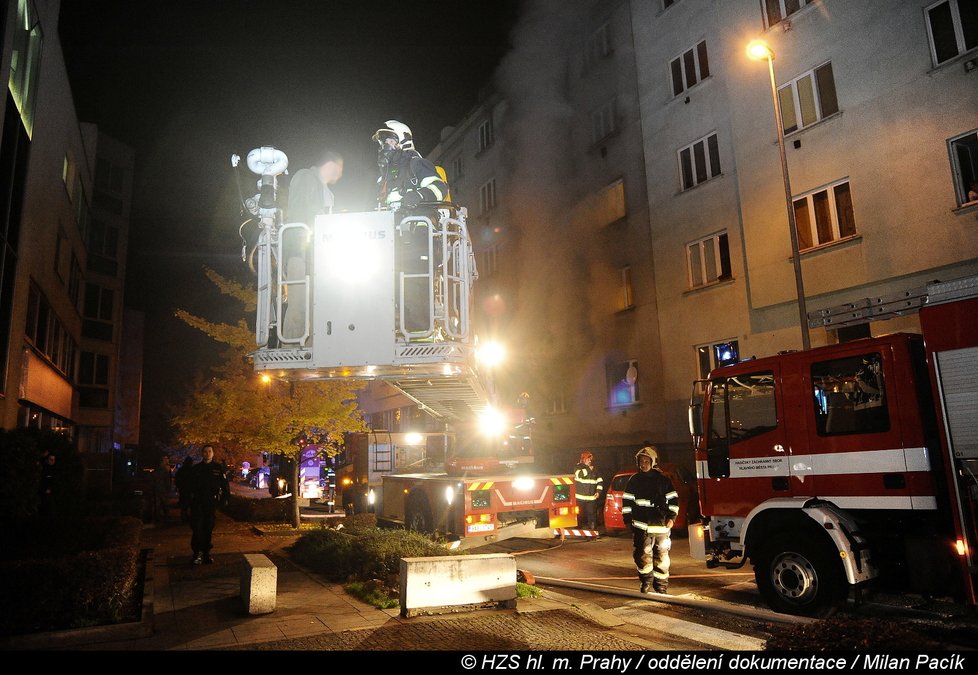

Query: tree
left=172, top=267, right=368, bottom=527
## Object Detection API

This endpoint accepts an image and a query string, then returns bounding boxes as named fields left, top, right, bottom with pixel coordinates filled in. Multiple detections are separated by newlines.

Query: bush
left=223, top=494, right=293, bottom=522
left=0, top=516, right=142, bottom=636
left=290, top=525, right=451, bottom=584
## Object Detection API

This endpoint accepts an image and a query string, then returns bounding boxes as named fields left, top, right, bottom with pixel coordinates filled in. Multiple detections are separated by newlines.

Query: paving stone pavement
left=75, top=507, right=690, bottom=652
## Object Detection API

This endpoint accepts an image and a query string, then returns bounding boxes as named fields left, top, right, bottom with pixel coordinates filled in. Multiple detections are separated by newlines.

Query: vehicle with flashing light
left=231, top=146, right=578, bottom=543
left=688, top=275, right=978, bottom=617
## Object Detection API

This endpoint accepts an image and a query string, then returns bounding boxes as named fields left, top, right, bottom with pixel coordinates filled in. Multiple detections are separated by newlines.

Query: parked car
left=602, top=463, right=697, bottom=533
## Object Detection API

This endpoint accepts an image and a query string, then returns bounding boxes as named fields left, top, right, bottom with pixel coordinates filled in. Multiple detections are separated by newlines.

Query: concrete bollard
left=400, top=553, right=517, bottom=618
left=240, top=553, right=277, bottom=615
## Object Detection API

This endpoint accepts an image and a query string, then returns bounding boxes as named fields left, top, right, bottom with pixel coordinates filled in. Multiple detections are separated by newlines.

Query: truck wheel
left=405, top=493, right=433, bottom=533
left=753, top=533, right=845, bottom=618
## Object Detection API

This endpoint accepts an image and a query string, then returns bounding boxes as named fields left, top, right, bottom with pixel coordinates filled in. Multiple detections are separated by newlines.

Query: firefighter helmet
left=579, top=451, right=593, bottom=465
left=635, top=445, right=658, bottom=467
left=372, top=120, right=414, bottom=152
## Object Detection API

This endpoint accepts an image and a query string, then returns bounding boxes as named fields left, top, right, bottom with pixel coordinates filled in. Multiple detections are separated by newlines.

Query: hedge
left=0, top=516, right=142, bottom=636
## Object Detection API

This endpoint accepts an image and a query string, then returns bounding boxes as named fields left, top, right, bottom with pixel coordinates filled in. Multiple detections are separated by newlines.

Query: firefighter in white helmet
left=622, top=445, right=680, bottom=594
left=372, top=120, right=448, bottom=210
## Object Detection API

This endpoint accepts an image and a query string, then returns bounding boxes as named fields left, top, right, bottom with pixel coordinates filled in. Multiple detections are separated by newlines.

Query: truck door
left=702, top=367, right=791, bottom=517
left=804, top=345, right=922, bottom=507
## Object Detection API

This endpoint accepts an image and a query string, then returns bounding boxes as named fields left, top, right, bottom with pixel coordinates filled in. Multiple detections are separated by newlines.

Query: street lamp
left=747, top=39, right=811, bottom=351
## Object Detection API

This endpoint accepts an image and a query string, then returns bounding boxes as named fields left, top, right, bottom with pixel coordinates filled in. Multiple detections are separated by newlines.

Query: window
left=687, top=231, right=731, bottom=288
left=95, top=157, right=125, bottom=194
left=54, top=228, right=69, bottom=283
left=87, top=218, right=119, bottom=276
left=595, top=179, right=626, bottom=226
left=812, top=352, right=889, bottom=436
left=710, top=371, right=778, bottom=446
left=926, top=0, right=978, bottom=66
left=793, top=179, right=857, bottom=250
left=764, top=0, right=812, bottom=28
left=480, top=244, right=499, bottom=276
left=546, top=393, right=567, bottom=415
left=949, top=129, right=978, bottom=206
left=679, top=132, right=721, bottom=191
left=584, top=22, right=611, bottom=69
left=670, top=40, right=710, bottom=96
left=75, top=179, right=90, bottom=240
left=591, top=99, right=617, bottom=144
left=25, top=284, right=76, bottom=377
left=8, top=0, right=43, bottom=137
left=619, top=266, right=634, bottom=310
left=777, top=62, right=839, bottom=134
left=83, top=282, right=114, bottom=341
left=478, top=119, right=494, bottom=152
left=68, top=254, right=82, bottom=309
left=607, top=359, right=640, bottom=407
left=696, top=340, right=739, bottom=379
left=451, top=155, right=464, bottom=182
left=479, top=179, right=497, bottom=215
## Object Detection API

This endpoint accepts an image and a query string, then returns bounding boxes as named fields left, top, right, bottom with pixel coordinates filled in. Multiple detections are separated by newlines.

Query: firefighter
left=622, top=445, right=679, bottom=594
left=574, top=450, right=604, bottom=535
left=373, top=120, right=449, bottom=335
left=372, top=120, right=448, bottom=210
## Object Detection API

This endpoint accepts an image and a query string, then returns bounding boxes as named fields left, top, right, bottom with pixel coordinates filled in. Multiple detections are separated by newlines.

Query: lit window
left=925, top=0, right=978, bottom=66
left=679, top=132, right=721, bottom=191
left=607, top=360, right=640, bottom=407
left=687, top=231, right=731, bottom=288
left=777, top=62, right=839, bottom=134
left=697, top=340, right=739, bottom=379
left=792, top=179, right=857, bottom=250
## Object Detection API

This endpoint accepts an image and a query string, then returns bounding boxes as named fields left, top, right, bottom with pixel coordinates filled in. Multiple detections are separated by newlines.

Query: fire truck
left=688, top=275, right=978, bottom=617
left=232, top=146, right=578, bottom=542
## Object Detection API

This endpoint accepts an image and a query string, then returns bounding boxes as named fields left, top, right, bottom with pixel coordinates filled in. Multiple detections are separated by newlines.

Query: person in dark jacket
left=622, top=445, right=679, bottom=594
left=574, top=450, right=604, bottom=535
left=174, top=456, right=195, bottom=523
left=372, top=120, right=450, bottom=335
left=188, top=445, right=230, bottom=565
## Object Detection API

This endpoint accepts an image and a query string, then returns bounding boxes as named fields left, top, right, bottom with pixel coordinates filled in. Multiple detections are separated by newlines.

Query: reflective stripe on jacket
left=622, top=468, right=679, bottom=532
left=574, top=463, right=604, bottom=502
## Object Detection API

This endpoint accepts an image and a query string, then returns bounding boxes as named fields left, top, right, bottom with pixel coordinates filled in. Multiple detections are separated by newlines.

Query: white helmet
left=635, top=445, right=658, bottom=467
left=372, top=119, right=414, bottom=152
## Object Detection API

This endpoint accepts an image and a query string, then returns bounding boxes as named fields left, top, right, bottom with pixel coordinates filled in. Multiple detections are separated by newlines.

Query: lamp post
left=747, top=39, right=811, bottom=351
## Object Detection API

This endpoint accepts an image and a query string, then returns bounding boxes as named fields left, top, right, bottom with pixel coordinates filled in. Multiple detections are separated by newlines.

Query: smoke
left=493, top=1, right=600, bottom=397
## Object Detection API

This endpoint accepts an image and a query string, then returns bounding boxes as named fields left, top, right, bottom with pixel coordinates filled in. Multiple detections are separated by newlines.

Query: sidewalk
left=74, top=509, right=683, bottom=651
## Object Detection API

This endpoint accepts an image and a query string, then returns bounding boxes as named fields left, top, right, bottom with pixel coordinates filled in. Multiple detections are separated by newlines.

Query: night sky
left=57, top=1, right=520, bottom=450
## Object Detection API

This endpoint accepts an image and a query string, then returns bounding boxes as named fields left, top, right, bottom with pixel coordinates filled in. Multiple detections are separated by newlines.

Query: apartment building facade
left=632, top=0, right=978, bottom=445
left=0, top=0, right=137, bottom=485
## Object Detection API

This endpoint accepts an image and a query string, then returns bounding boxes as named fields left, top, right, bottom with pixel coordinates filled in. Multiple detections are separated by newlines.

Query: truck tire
left=405, top=492, right=433, bottom=533
left=753, top=533, right=845, bottom=618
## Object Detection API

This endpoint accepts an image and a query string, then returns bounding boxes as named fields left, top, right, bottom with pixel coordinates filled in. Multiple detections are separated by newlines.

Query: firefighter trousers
left=632, top=528, right=671, bottom=591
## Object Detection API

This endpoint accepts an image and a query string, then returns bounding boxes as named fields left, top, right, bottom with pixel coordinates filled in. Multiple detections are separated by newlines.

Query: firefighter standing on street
left=574, top=451, right=604, bottom=535
left=622, top=445, right=679, bottom=594
left=188, top=445, right=230, bottom=565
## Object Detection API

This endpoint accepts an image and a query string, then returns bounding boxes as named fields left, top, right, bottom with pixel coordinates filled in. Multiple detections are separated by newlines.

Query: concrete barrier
left=240, top=553, right=277, bottom=615
left=400, top=553, right=517, bottom=618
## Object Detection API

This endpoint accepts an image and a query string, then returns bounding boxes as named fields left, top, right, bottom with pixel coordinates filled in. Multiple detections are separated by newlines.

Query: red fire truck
left=688, top=275, right=978, bottom=616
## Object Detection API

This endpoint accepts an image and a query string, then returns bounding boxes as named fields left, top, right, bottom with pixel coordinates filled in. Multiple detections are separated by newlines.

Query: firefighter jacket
left=574, top=463, right=604, bottom=502
left=622, top=468, right=679, bottom=535
left=381, top=150, right=448, bottom=209
left=189, top=460, right=230, bottom=511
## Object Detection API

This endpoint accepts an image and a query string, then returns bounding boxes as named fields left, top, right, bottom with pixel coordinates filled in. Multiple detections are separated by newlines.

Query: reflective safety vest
left=621, top=468, right=679, bottom=534
left=574, top=463, right=604, bottom=502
